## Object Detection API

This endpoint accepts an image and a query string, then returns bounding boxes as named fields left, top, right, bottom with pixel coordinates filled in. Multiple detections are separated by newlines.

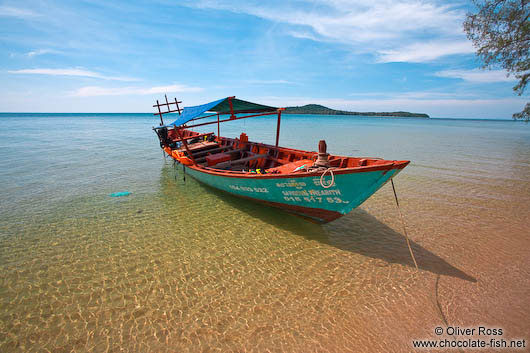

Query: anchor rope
left=390, top=179, right=419, bottom=270
left=390, top=179, right=458, bottom=343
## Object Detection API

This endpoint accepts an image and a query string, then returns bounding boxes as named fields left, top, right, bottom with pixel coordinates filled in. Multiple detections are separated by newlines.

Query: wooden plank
left=176, top=141, right=218, bottom=153
left=171, top=132, right=213, bottom=143
left=193, top=146, right=231, bottom=158
left=195, top=148, right=245, bottom=163
left=214, top=154, right=268, bottom=169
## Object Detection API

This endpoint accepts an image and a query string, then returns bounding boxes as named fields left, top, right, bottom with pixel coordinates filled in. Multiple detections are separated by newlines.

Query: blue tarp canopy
left=160, top=97, right=277, bottom=128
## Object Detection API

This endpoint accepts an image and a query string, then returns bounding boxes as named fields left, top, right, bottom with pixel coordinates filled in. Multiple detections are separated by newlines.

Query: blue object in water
left=109, top=191, right=131, bottom=197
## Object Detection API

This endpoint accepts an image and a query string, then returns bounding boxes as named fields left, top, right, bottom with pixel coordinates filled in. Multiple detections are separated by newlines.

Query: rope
left=391, top=179, right=419, bottom=270
left=320, top=168, right=334, bottom=188
left=391, top=179, right=459, bottom=348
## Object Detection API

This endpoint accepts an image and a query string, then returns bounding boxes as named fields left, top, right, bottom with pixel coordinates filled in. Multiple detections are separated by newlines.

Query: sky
left=0, top=0, right=527, bottom=118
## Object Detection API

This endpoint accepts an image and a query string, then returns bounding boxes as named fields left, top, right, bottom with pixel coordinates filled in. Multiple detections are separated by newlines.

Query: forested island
left=283, top=104, right=430, bottom=118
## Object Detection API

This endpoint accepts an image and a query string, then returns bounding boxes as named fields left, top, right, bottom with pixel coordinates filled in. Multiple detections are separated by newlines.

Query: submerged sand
left=1, top=114, right=529, bottom=352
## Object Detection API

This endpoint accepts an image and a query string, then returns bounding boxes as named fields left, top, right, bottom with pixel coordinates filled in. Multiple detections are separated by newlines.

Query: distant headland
left=283, top=104, right=430, bottom=118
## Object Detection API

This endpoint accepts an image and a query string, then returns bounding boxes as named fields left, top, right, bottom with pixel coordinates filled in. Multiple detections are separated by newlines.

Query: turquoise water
left=1, top=113, right=529, bottom=351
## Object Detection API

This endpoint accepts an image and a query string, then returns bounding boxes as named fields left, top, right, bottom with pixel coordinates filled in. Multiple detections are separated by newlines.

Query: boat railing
left=153, top=94, right=182, bottom=126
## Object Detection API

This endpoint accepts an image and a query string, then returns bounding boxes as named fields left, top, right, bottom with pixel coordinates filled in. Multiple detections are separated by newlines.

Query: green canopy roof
left=161, top=97, right=277, bottom=128
left=209, top=98, right=277, bottom=114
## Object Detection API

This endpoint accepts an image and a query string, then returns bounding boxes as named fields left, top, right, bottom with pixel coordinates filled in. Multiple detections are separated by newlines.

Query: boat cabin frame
left=153, top=96, right=285, bottom=168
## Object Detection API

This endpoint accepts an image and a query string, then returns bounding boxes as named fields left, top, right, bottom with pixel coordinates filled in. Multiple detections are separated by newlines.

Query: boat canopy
left=161, top=97, right=277, bottom=128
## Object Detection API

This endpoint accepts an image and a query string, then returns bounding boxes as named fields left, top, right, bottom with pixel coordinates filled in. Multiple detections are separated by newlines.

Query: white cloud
left=285, top=30, right=319, bottom=41
left=377, top=40, right=475, bottom=63
left=245, top=79, right=296, bottom=85
left=8, top=68, right=139, bottom=82
left=26, top=49, right=61, bottom=57
left=0, top=6, right=39, bottom=18
left=434, top=68, right=515, bottom=83
left=71, top=84, right=203, bottom=97
left=183, top=0, right=471, bottom=62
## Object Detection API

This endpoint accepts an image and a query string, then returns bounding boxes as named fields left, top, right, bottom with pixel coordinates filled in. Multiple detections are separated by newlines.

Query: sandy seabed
left=1, top=114, right=529, bottom=352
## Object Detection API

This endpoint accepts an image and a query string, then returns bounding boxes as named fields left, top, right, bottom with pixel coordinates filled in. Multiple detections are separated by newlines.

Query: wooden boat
left=153, top=96, right=409, bottom=223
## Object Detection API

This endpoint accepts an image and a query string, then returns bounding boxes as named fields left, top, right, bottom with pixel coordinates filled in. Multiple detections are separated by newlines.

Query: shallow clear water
left=1, top=113, right=529, bottom=352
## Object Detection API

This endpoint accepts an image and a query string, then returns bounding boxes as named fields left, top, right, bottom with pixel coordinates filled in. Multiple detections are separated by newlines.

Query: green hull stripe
left=185, top=167, right=400, bottom=215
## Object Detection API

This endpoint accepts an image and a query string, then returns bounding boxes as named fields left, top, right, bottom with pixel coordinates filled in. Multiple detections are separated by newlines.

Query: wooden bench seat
left=214, top=154, right=268, bottom=169
left=193, top=145, right=238, bottom=158
left=176, top=141, right=218, bottom=153
left=170, top=132, right=213, bottom=143
left=195, top=149, right=245, bottom=163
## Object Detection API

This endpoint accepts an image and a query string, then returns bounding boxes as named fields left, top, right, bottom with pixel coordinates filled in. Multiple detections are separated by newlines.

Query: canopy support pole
left=217, top=113, right=220, bottom=138
left=275, top=109, right=284, bottom=147
left=228, top=96, right=236, bottom=119
left=175, top=128, right=197, bottom=166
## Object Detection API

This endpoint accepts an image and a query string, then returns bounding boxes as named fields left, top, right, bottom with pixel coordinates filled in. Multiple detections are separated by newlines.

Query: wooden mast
left=275, top=108, right=285, bottom=147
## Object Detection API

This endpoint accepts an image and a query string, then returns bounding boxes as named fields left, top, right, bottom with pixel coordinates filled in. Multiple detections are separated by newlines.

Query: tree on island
left=464, top=0, right=530, bottom=121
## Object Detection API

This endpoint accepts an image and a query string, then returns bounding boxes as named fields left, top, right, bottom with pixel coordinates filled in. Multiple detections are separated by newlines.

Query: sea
left=1, top=113, right=529, bottom=352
